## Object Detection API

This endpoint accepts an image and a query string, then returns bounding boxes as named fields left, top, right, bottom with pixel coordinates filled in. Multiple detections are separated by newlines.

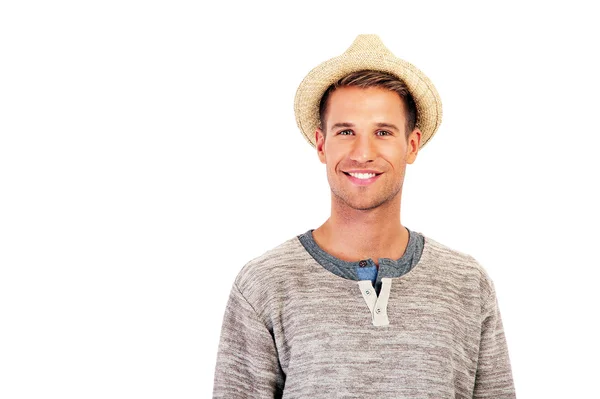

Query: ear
left=405, top=128, right=421, bottom=164
left=315, top=128, right=326, bottom=164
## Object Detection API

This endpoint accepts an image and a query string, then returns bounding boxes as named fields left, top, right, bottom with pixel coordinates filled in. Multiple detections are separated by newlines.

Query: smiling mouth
left=343, top=171, right=383, bottom=180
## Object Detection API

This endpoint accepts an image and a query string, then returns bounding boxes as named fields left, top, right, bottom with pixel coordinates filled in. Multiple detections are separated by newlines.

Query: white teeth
left=348, top=172, right=376, bottom=179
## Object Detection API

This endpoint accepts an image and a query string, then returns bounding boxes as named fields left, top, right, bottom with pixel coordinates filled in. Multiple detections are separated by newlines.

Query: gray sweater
left=213, top=232, right=516, bottom=398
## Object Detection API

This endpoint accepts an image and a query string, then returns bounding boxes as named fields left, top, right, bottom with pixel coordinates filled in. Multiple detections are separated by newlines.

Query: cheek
left=323, top=142, right=343, bottom=168
left=379, top=146, right=406, bottom=167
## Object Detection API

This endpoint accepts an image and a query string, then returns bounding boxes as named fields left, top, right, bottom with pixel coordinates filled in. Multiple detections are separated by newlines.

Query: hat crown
left=344, top=34, right=392, bottom=55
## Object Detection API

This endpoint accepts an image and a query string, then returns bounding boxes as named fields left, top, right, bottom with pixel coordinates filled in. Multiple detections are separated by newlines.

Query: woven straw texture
left=294, top=34, right=442, bottom=150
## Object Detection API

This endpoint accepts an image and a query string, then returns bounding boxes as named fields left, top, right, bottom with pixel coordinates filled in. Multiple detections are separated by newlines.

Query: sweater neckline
left=297, top=227, right=422, bottom=280
left=293, top=231, right=435, bottom=286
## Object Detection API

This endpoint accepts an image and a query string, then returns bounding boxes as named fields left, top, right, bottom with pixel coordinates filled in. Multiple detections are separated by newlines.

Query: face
left=315, top=86, right=421, bottom=211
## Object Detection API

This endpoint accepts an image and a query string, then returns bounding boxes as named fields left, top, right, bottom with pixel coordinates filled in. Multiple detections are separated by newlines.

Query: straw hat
left=294, top=34, right=442, bottom=150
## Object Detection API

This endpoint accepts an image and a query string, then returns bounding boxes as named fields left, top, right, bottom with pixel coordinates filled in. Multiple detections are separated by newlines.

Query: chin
left=342, top=198, right=387, bottom=211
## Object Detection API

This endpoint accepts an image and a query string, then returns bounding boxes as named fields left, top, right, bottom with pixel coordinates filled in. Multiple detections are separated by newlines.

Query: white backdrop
left=1, top=1, right=599, bottom=398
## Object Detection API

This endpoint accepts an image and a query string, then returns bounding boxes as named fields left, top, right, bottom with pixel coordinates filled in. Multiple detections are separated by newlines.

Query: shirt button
left=375, top=308, right=382, bottom=314
left=365, top=290, right=371, bottom=295
left=359, top=260, right=367, bottom=267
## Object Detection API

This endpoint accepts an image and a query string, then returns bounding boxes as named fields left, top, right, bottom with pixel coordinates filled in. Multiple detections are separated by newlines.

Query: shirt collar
left=297, top=227, right=424, bottom=281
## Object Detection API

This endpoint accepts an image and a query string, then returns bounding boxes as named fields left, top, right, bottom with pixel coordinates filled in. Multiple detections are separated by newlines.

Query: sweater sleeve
left=473, top=282, right=516, bottom=398
left=212, top=282, right=285, bottom=399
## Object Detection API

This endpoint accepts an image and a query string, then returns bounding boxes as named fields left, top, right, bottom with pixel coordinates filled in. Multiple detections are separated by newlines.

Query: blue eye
left=377, top=130, right=392, bottom=136
left=339, top=130, right=353, bottom=135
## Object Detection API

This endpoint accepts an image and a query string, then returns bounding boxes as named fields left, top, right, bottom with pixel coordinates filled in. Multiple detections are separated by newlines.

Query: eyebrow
left=329, top=122, right=401, bottom=132
left=374, top=122, right=401, bottom=132
left=330, top=122, right=355, bottom=130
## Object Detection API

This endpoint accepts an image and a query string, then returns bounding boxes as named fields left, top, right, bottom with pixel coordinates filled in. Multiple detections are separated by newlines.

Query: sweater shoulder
left=420, top=233, right=496, bottom=298
left=233, top=235, right=307, bottom=297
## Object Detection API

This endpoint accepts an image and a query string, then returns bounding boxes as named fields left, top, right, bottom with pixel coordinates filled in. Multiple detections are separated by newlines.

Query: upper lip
left=344, top=170, right=383, bottom=174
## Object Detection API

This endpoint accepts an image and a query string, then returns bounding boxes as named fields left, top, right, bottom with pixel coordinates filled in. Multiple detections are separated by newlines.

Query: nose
left=349, top=133, right=376, bottom=163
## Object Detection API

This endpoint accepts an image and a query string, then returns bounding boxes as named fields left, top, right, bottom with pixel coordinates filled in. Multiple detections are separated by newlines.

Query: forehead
left=325, top=86, right=406, bottom=123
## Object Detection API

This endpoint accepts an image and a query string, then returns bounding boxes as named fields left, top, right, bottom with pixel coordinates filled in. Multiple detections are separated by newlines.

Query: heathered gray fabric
left=297, top=227, right=424, bottom=295
left=213, top=232, right=516, bottom=398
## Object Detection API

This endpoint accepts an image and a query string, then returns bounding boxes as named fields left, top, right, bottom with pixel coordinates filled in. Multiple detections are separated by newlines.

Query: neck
left=312, top=196, right=409, bottom=265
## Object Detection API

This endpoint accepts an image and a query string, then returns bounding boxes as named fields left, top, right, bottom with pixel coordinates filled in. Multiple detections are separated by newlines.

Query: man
left=212, top=34, right=516, bottom=398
